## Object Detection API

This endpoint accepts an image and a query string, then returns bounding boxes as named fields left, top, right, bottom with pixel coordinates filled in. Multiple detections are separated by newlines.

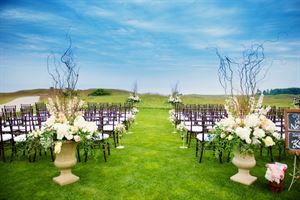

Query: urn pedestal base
left=230, top=169, right=257, bottom=185
left=231, top=153, right=257, bottom=186
left=53, top=169, right=80, bottom=186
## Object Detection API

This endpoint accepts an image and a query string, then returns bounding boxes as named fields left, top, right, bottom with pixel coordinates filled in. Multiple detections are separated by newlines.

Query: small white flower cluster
left=169, top=109, right=176, bottom=124
left=132, top=107, right=139, bottom=115
left=265, top=162, right=287, bottom=184
left=127, top=113, right=135, bottom=125
left=176, top=122, right=187, bottom=132
left=168, top=95, right=182, bottom=104
left=128, top=94, right=141, bottom=103
left=115, top=123, right=126, bottom=135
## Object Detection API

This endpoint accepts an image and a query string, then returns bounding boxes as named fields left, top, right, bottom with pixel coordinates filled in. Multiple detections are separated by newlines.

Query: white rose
left=263, top=136, right=275, bottom=147
left=54, top=123, right=69, bottom=140
left=272, top=132, right=281, bottom=140
left=252, top=137, right=261, bottom=145
left=65, top=132, right=73, bottom=140
left=245, top=113, right=260, bottom=128
left=246, top=138, right=252, bottom=144
left=54, top=142, right=62, bottom=154
left=253, top=128, right=265, bottom=138
left=74, top=116, right=86, bottom=128
left=220, top=133, right=226, bottom=138
left=235, top=127, right=251, bottom=142
left=74, top=135, right=81, bottom=142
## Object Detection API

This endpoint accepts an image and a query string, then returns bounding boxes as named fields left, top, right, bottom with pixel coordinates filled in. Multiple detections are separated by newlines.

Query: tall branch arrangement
left=132, top=80, right=138, bottom=97
left=216, top=43, right=267, bottom=116
left=47, top=34, right=79, bottom=98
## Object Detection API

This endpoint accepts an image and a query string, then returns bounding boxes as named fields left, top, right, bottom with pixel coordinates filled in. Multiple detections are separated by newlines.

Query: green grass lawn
left=1, top=107, right=300, bottom=200
left=0, top=90, right=299, bottom=199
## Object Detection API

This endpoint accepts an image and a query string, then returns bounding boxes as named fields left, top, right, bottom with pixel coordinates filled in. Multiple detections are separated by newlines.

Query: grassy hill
left=0, top=88, right=298, bottom=108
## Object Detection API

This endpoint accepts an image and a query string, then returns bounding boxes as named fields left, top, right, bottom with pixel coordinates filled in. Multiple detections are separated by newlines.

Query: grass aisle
left=0, top=108, right=299, bottom=200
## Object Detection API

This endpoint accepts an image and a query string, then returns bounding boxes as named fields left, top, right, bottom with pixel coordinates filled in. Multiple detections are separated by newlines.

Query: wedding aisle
left=1, top=108, right=298, bottom=200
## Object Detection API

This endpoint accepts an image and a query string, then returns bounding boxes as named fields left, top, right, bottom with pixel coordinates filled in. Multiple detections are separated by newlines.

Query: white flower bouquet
left=169, top=109, right=176, bottom=124
left=168, top=95, right=182, bottom=105
left=115, top=123, right=126, bottom=135
left=132, top=107, right=139, bottom=114
left=27, top=96, right=98, bottom=154
left=211, top=95, right=283, bottom=155
left=128, top=94, right=141, bottom=103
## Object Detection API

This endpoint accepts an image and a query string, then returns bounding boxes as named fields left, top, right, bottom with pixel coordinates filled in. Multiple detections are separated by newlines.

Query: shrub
left=88, top=89, right=111, bottom=96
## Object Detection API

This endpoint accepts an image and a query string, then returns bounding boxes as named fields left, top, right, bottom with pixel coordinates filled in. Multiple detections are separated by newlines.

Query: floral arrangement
left=27, top=96, right=98, bottom=154
left=126, top=113, right=135, bottom=127
left=211, top=95, right=283, bottom=155
left=115, top=123, right=126, bottom=135
left=128, top=94, right=141, bottom=103
left=169, top=109, right=176, bottom=124
left=168, top=95, right=182, bottom=105
left=132, top=107, right=139, bottom=115
left=265, top=162, right=287, bottom=184
left=176, top=122, right=187, bottom=132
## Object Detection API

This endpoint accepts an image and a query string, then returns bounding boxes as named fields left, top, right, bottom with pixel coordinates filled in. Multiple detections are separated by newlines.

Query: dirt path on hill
left=0, top=96, right=40, bottom=111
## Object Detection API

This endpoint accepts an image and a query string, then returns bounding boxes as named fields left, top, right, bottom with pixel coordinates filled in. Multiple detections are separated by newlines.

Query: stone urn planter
left=230, top=152, right=257, bottom=186
left=53, top=141, right=79, bottom=186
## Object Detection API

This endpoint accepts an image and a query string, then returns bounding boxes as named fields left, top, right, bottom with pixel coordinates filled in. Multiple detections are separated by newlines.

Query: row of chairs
left=0, top=102, right=136, bottom=162
left=174, top=104, right=226, bottom=162
left=173, top=103, right=288, bottom=163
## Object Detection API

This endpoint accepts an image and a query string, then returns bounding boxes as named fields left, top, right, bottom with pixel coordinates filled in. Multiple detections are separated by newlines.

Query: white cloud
left=197, top=27, right=241, bottom=37
left=0, top=8, right=67, bottom=23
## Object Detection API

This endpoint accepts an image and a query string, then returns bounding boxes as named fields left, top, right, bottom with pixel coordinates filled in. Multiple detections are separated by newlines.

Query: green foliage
left=263, top=87, right=300, bottom=95
left=88, top=89, right=111, bottom=96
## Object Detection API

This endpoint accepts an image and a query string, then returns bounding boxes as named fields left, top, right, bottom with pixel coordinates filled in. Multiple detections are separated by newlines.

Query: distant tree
left=88, top=89, right=111, bottom=96
left=256, top=89, right=262, bottom=95
left=264, top=87, right=300, bottom=95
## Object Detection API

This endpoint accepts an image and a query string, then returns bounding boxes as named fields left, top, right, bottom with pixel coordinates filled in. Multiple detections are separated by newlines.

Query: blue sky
left=0, top=0, right=299, bottom=94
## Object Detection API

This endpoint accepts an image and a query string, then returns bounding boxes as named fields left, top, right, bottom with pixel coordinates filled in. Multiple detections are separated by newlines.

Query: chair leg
left=196, top=139, right=199, bottom=157
left=84, top=151, right=88, bottom=162
left=188, top=133, right=192, bottom=148
left=50, top=147, right=54, bottom=162
left=269, top=146, right=274, bottom=162
left=219, top=151, right=223, bottom=164
left=77, top=146, right=81, bottom=162
left=186, top=132, right=189, bottom=144
left=102, top=143, right=107, bottom=162
left=116, top=132, right=119, bottom=144
left=260, top=145, right=263, bottom=157
left=278, top=145, right=282, bottom=161
left=113, top=132, right=117, bottom=148
left=107, top=142, right=110, bottom=156
left=1, top=142, right=5, bottom=162
left=227, top=151, right=231, bottom=162
left=199, top=142, right=204, bottom=163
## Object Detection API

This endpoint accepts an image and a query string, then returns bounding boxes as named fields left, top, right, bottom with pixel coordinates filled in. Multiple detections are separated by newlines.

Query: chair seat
left=186, top=125, right=203, bottom=132
left=196, top=133, right=213, bottom=142
left=120, top=117, right=126, bottom=122
left=103, top=125, right=115, bottom=131
left=88, top=133, right=110, bottom=141
left=14, top=134, right=27, bottom=142
left=0, top=134, right=12, bottom=142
